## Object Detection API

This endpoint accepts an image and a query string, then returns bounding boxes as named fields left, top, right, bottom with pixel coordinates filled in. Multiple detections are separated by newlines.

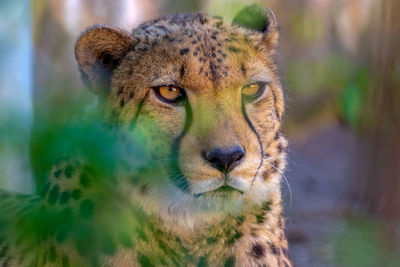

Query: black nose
left=203, top=146, right=245, bottom=173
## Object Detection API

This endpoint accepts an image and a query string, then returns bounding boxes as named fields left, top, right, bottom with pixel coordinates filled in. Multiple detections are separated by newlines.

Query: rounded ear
left=232, top=5, right=279, bottom=49
left=75, top=25, right=137, bottom=95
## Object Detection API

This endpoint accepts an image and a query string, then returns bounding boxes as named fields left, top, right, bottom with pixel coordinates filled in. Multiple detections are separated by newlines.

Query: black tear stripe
left=241, top=102, right=264, bottom=186
left=169, top=100, right=193, bottom=192
left=129, top=90, right=150, bottom=130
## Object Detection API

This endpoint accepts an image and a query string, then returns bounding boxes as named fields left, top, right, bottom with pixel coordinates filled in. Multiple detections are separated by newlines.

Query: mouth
left=213, top=185, right=244, bottom=195
left=194, top=184, right=244, bottom=197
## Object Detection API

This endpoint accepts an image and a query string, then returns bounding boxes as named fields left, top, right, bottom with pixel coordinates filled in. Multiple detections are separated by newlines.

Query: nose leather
left=203, top=146, right=245, bottom=173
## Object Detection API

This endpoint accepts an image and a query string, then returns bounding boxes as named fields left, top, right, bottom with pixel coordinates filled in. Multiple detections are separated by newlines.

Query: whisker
left=263, top=161, right=293, bottom=208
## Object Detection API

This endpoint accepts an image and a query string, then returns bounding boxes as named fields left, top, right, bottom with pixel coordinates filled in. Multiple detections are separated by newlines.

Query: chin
left=193, top=186, right=246, bottom=213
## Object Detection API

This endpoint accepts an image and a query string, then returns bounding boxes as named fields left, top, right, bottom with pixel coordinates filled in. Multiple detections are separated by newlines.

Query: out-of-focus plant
left=1, top=87, right=173, bottom=264
left=333, top=217, right=400, bottom=267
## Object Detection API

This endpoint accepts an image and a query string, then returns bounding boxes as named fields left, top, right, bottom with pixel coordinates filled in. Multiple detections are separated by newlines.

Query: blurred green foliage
left=0, top=89, right=168, bottom=264
left=290, top=10, right=323, bottom=44
left=206, top=0, right=263, bottom=21
left=339, top=67, right=370, bottom=129
left=333, top=217, right=400, bottom=267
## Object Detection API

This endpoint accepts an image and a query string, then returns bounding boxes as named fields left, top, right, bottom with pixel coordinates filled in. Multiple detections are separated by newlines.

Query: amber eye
left=242, top=83, right=265, bottom=101
left=154, top=85, right=185, bottom=103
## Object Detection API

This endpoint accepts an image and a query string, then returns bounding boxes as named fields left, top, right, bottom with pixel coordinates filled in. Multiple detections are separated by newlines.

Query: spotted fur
left=0, top=5, right=291, bottom=267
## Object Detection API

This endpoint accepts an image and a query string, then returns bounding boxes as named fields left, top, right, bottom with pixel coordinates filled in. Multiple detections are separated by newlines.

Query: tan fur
left=0, top=8, right=292, bottom=267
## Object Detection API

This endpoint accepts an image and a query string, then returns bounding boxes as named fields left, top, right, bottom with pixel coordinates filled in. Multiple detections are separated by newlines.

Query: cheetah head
left=75, top=5, right=286, bottom=224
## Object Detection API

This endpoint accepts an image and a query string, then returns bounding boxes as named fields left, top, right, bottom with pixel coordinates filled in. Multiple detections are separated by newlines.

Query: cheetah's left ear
left=232, top=5, right=279, bottom=49
left=75, top=25, right=137, bottom=95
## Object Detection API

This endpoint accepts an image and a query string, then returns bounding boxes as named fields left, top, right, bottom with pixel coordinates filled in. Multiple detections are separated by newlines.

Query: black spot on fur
left=274, top=131, right=280, bottom=140
left=209, top=62, right=218, bottom=82
left=151, top=40, right=159, bottom=47
left=224, top=256, right=235, bottom=267
left=79, top=199, right=95, bottom=218
left=262, top=201, right=271, bottom=211
left=197, top=256, right=207, bottom=267
left=251, top=243, right=265, bottom=259
left=137, top=253, right=154, bottom=267
left=72, top=189, right=81, bottom=200
left=270, top=244, right=279, bottom=255
left=236, top=215, right=245, bottom=225
left=79, top=172, right=90, bottom=188
left=64, top=165, right=74, bottom=179
left=117, top=87, right=124, bottom=95
left=129, top=92, right=134, bottom=99
left=197, top=15, right=208, bottom=25
left=164, top=35, right=175, bottom=43
left=277, top=144, right=284, bottom=153
left=139, top=184, right=148, bottom=194
left=273, top=160, right=280, bottom=169
left=49, top=245, right=57, bottom=262
left=180, top=48, right=190, bottom=55
left=59, top=191, right=71, bottom=205
left=180, top=65, right=185, bottom=78
left=48, top=185, right=60, bottom=205
left=256, top=213, right=265, bottom=224
left=228, top=46, right=241, bottom=53
left=206, top=236, right=218, bottom=244
left=241, top=64, right=247, bottom=76
left=227, top=230, right=243, bottom=245
left=54, top=169, right=62, bottom=178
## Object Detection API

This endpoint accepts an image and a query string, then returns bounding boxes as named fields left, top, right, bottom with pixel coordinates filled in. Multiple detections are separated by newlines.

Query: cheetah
left=0, top=5, right=291, bottom=266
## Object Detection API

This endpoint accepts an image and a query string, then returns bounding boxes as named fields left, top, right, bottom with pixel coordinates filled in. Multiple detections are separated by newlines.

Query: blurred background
left=0, top=0, right=399, bottom=266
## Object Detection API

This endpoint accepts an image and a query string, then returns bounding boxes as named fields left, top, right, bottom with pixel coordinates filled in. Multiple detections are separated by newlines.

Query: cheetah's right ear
left=232, top=5, right=279, bottom=50
left=75, top=25, right=137, bottom=95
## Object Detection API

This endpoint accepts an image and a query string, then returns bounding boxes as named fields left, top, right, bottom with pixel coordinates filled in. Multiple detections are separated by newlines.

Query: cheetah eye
left=241, top=83, right=266, bottom=102
left=154, top=85, right=186, bottom=104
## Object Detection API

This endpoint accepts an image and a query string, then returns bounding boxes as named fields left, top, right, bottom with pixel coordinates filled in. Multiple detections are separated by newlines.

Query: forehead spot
left=180, top=48, right=190, bottom=55
left=227, top=46, right=241, bottom=53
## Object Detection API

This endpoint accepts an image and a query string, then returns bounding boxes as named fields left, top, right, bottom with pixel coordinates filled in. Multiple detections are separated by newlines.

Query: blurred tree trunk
left=356, top=0, right=400, bottom=249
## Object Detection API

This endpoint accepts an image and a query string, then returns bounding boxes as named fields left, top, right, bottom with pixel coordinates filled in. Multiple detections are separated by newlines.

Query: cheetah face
left=75, top=7, right=286, bottom=216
